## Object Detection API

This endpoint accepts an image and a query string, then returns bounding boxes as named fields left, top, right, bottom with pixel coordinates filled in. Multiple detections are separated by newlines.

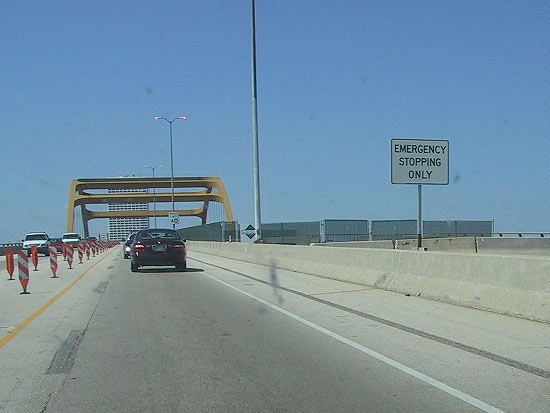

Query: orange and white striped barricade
left=6, top=248, right=15, bottom=280
left=77, top=243, right=84, bottom=264
left=62, top=243, right=67, bottom=261
left=66, top=245, right=74, bottom=269
left=17, top=250, right=30, bottom=294
left=91, top=242, right=96, bottom=257
left=31, top=245, right=39, bottom=271
left=49, top=246, right=58, bottom=278
left=85, top=242, right=90, bottom=260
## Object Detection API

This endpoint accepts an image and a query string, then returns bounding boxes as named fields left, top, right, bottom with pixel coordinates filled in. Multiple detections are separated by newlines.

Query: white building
left=108, top=182, right=149, bottom=241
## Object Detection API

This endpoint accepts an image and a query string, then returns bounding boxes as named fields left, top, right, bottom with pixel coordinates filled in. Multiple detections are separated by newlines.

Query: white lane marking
left=203, top=272, right=505, bottom=413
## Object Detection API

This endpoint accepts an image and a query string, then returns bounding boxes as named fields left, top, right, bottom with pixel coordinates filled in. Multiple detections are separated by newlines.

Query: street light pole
left=251, top=0, right=262, bottom=241
left=154, top=116, right=187, bottom=229
left=144, top=165, right=162, bottom=228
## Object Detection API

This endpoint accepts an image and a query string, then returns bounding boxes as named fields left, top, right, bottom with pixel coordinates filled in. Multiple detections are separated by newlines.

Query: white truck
left=22, top=232, right=51, bottom=256
left=61, top=233, right=81, bottom=248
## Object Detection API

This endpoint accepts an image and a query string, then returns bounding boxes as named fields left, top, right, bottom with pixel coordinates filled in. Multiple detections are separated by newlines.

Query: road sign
left=391, top=139, right=449, bottom=185
left=168, top=211, right=179, bottom=225
left=244, top=224, right=256, bottom=240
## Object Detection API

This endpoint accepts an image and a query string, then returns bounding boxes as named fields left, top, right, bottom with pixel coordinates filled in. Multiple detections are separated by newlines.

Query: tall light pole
left=251, top=0, right=262, bottom=240
left=144, top=164, right=162, bottom=228
left=154, top=116, right=187, bottom=228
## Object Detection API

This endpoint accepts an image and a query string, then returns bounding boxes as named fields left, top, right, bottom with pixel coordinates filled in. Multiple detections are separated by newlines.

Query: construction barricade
left=49, top=246, right=58, bottom=278
left=6, top=248, right=15, bottom=280
left=66, top=245, right=74, bottom=269
left=17, top=250, right=30, bottom=294
left=77, top=243, right=84, bottom=264
left=31, top=245, right=38, bottom=271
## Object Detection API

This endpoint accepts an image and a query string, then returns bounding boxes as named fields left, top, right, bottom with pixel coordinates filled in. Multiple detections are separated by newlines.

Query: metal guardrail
left=0, top=243, right=23, bottom=256
left=493, top=232, right=550, bottom=238
left=372, top=232, right=550, bottom=240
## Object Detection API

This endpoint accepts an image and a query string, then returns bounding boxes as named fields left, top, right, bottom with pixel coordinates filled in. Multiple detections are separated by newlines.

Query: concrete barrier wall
left=310, top=240, right=394, bottom=249
left=477, top=237, right=550, bottom=256
left=395, top=237, right=477, bottom=253
left=311, top=237, right=550, bottom=256
left=311, top=237, right=477, bottom=253
left=189, top=241, right=550, bottom=323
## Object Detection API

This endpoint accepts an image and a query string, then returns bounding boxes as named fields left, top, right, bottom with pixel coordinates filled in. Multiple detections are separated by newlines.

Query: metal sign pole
left=417, top=184, right=422, bottom=249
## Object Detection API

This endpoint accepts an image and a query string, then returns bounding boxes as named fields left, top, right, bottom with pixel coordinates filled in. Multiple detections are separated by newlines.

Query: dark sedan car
left=129, top=229, right=187, bottom=272
left=49, top=237, right=63, bottom=253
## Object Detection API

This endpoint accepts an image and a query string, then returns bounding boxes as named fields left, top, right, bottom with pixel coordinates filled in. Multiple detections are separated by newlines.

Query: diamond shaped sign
left=244, top=224, right=255, bottom=239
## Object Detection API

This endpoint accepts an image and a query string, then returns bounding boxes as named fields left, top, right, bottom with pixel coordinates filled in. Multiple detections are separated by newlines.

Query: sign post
left=391, top=138, right=449, bottom=249
left=418, top=184, right=422, bottom=247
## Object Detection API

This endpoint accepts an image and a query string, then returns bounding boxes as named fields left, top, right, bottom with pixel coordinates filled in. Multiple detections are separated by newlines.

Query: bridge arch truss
left=67, top=177, right=234, bottom=237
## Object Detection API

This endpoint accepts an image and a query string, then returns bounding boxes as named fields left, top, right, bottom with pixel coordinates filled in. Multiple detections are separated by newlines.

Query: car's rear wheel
left=175, top=261, right=187, bottom=272
left=130, top=262, right=139, bottom=272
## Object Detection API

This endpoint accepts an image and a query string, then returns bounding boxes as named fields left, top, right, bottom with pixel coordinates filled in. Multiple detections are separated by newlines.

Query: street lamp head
left=180, top=116, right=187, bottom=120
left=154, top=116, right=161, bottom=120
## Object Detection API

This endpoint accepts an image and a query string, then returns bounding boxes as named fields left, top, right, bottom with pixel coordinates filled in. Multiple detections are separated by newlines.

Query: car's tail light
left=134, top=244, right=146, bottom=252
left=173, top=244, right=185, bottom=253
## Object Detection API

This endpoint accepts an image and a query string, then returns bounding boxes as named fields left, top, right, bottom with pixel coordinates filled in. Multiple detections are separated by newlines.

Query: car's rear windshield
left=25, top=234, right=48, bottom=241
left=137, top=230, right=180, bottom=240
left=62, top=233, right=80, bottom=239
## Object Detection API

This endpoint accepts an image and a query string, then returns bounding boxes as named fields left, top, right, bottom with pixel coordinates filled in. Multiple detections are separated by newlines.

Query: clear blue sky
left=1, top=1, right=549, bottom=241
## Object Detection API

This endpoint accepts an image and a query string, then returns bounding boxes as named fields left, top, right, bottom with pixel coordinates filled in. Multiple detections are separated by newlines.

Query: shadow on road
left=136, top=267, right=204, bottom=273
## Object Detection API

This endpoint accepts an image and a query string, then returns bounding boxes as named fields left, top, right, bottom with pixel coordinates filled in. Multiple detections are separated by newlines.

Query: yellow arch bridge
left=67, top=177, right=234, bottom=237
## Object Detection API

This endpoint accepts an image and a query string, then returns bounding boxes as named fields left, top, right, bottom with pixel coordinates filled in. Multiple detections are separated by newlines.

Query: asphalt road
left=0, top=247, right=548, bottom=412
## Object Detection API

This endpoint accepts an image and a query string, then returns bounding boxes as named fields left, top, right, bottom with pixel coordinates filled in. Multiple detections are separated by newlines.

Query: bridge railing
left=492, top=232, right=550, bottom=238
left=0, top=243, right=23, bottom=256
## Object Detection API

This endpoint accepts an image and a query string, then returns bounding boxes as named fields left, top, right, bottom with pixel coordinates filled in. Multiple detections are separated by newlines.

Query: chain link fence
left=177, top=221, right=240, bottom=242
left=176, top=219, right=494, bottom=244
